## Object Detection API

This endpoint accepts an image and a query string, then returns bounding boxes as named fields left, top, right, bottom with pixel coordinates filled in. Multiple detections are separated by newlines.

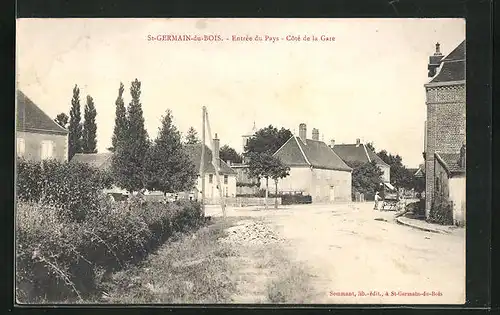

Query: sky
left=16, top=18, right=465, bottom=167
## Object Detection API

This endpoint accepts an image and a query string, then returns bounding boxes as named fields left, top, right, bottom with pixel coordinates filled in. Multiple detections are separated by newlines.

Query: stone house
left=16, top=90, right=69, bottom=162
left=331, top=139, right=391, bottom=183
left=185, top=135, right=237, bottom=204
left=424, top=40, right=466, bottom=225
left=268, top=123, right=352, bottom=203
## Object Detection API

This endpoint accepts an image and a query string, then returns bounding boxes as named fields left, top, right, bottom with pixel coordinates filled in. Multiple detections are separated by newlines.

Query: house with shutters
left=424, top=40, right=466, bottom=225
left=268, top=123, right=352, bottom=203
left=331, top=139, right=391, bottom=183
left=185, top=134, right=237, bottom=204
left=16, top=90, right=69, bottom=162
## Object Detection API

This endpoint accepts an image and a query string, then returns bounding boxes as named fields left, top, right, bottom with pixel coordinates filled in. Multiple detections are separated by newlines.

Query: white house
left=185, top=135, right=237, bottom=204
left=266, top=123, right=352, bottom=203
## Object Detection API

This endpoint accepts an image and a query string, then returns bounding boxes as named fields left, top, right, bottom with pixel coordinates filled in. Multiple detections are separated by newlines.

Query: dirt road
left=206, top=202, right=466, bottom=304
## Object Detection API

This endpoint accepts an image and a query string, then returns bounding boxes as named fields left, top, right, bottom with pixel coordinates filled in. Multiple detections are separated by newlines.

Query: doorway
left=329, top=186, right=335, bottom=202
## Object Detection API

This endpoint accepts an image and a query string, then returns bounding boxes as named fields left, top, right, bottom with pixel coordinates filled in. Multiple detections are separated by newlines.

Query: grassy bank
left=98, top=216, right=316, bottom=304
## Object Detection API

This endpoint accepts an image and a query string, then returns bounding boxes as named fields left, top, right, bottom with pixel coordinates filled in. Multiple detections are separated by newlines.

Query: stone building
left=268, top=123, right=352, bottom=203
left=16, top=90, right=69, bottom=162
left=424, top=40, right=466, bottom=224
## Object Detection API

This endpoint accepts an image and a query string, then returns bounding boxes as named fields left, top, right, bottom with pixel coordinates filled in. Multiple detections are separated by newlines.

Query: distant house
left=230, top=162, right=260, bottom=195
left=269, top=123, right=352, bottom=203
left=71, top=152, right=113, bottom=170
left=185, top=135, right=237, bottom=203
left=16, top=90, right=69, bottom=162
left=331, top=139, right=390, bottom=183
left=424, top=40, right=466, bottom=225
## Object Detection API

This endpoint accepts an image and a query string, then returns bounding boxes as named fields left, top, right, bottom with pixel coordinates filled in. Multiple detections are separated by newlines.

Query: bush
left=16, top=197, right=205, bottom=303
left=16, top=158, right=113, bottom=222
left=280, top=194, right=312, bottom=205
left=429, top=194, right=453, bottom=225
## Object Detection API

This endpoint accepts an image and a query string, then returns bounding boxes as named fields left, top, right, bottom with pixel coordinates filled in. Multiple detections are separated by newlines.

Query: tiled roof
left=332, top=144, right=389, bottom=167
left=71, top=152, right=113, bottom=171
left=435, top=152, right=465, bottom=175
left=17, top=90, right=68, bottom=135
left=274, top=136, right=352, bottom=172
left=430, top=40, right=465, bottom=84
left=185, top=144, right=236, bottom=175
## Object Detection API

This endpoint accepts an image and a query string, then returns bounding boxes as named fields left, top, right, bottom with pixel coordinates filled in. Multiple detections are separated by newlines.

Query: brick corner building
left=424, top=40, right=466, bottom=224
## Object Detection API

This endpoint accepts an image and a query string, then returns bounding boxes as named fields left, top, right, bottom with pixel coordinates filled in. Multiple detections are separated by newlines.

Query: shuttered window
left=17, top=138, right=25, bottom=156
left=41, top=140, right=54, bottom=160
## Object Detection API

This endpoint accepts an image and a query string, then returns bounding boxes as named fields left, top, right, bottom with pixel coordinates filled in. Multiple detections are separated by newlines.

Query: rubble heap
left=220, top=220, right=284, bottom=246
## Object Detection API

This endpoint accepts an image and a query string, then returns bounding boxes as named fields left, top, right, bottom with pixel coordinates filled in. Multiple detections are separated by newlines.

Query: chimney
left=226, top=160, right=231, bottom=166
left=428, top=42, right=444, bottom=77
left=312, top=128, right=319, bottom=141
left=299, top=123, right=307, bottom=143
left=330, top=139, right=335, bottom=147
left=213, top=133, right=220, bottom=168
left=356, top=138, right=360, bottom=147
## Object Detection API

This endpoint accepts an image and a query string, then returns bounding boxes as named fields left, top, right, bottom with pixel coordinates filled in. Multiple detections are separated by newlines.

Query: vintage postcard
left=15, top=18, right=466, bottom=305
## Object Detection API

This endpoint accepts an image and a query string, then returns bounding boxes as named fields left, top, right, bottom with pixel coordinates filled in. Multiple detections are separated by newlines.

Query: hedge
left=16, top=198, right=204, bottom=303
left=16, top=158, right=113, bottom=222
left=16, top=158, right=204, bottom=303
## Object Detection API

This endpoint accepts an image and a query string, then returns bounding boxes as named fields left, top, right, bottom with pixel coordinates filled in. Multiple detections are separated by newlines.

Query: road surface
left=206, top=202, right=466, bottom=304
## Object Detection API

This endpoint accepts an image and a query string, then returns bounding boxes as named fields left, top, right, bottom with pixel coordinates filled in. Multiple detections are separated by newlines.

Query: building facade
left=16, top=90, right=69, bottom=162
left=185, top=136, right=237, bottom=204
left=331, top=139, right=391, bottom=183
left=268, top=123, right=352, bottom=203
left=424, top=41, right=466, bottom=224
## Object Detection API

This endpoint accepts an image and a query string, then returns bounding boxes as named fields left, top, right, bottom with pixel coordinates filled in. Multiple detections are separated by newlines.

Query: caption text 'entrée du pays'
left=147, top=34, right=336, bottom=43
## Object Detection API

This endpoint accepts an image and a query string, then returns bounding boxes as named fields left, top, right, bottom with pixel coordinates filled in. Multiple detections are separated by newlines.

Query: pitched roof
left=16, top=90, right=68, bottom=135
left=274, top=136, right=352, bottom=171
left=435, top=152, right=465, bottom=175
left=430, top=40, right=465, bottom=84
left=71, top=152, right=113, bottom=171
left=332, top=144, right=389, bottom=167
left=185, top=144, right=236, bottom=175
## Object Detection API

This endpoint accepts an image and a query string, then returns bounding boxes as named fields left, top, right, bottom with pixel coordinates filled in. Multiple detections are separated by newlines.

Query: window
left=17, top=138, right=25, bottom=156
left=225, top=187, right=228, bottom=197
left=224, top=175, right=228, bottom=184
left=41, top=140, right=54, bottom=160
left=208, top=174, right=213, bottom=183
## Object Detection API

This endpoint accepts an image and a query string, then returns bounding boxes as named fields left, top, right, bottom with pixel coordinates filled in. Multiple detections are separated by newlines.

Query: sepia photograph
left=15, top=18, right=466, bottom=305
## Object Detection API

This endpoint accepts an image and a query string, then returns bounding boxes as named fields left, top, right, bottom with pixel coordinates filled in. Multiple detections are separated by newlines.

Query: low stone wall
left=204, top=197, right=282, bottom=207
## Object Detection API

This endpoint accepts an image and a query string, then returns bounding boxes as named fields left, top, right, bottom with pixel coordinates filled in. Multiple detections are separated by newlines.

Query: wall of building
left=449, top=175, right=466, bottom=225
left=378, top=164, right=390, bottom=183
left=424, top=83, right=466, bottom=216
left=264, top=166, right=352, bottom=203
left=16, top=131, right=68, bottom=162
left=194, top=173, right=237, bottom=202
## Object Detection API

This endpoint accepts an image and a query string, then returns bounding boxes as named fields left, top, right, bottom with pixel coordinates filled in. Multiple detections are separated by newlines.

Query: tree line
left=54, top=85, right=98, bottom=159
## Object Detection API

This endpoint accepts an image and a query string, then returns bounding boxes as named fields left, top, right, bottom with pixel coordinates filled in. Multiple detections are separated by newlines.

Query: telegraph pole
left=204, top=108, right=227, bottom=218
left=200, top=107, right=206, bottom=216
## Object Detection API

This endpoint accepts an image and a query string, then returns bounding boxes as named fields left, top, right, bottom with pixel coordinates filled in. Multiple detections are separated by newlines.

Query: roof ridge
left=362, top=144, right=371, bottom=163
left=17, top=90, right=69, bottom=134
left=293, top=136, right=312, bottom=166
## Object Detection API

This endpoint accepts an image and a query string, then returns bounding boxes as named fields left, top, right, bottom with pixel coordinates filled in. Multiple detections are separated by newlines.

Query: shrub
left=16, top=158, right=113, bottom=222
left=429, top=194, right=453, bottom=225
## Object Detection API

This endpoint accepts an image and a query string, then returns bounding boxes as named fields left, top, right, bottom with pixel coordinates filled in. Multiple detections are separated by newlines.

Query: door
left=329, top=186, right=335, bottom=202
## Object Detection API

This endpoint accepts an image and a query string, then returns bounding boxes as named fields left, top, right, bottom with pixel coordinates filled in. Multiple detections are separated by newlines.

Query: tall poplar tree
left=112, top=79, right=149, bottom=192
left=82, top=95, right=98, bottom=153
left=111, top=82, right=128, bottom=152
left=68, top=85, right=83, bottom=159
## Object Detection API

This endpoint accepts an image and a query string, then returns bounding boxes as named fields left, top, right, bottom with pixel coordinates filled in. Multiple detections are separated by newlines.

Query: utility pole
left=200, top=107, right=206, bottom=216
left=204, top=108, right=226, bottom=218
